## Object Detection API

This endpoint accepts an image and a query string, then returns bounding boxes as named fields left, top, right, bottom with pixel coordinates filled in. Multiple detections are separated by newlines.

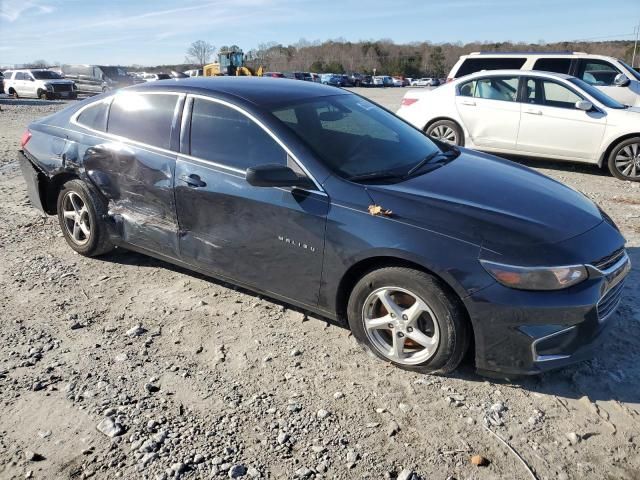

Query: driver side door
left=175, top=96, right=328, bottom=307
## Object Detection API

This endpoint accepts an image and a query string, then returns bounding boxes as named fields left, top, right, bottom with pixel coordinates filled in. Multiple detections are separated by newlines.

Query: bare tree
left=186, top=40, right=216, bottom=66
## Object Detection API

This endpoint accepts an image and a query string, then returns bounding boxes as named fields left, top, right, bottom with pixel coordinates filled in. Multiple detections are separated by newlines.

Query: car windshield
left=567, top=77, right=627, bottom=109
left=31, top=70, right=62, bottom=79
left=618, top=59, right=640, bottom=82
left=156, top=74, right=170, bottom=80
left=270, top=94, right=447, bottom=180
left=101, top=66, right=128, bottom=78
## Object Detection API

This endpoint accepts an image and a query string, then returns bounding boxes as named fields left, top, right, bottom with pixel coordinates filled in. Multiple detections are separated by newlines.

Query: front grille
left=592, top=248, right=625, bottom=271
left=597, top=280, right=625, bottom=321
left=53, top=84, right=72, bottom=92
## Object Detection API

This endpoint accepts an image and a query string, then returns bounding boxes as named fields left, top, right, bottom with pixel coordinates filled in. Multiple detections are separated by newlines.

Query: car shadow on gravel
left=98, top=246, right=639, bottom=404
left=0, top=98, right=71, bottom=106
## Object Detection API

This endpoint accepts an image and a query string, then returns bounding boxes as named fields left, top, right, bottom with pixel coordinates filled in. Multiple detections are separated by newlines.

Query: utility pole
left=633, top=22, right=640, bottom=68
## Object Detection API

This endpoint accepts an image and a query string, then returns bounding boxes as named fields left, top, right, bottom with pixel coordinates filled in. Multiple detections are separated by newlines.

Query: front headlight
left=44, top=83, right=53, bottom=90
left=480, top=260, right=588, bottom=291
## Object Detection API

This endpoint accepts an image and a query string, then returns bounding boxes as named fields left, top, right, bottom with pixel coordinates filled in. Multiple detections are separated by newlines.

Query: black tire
left=347, top=267, right=470, bottom=374
left=38, top=89, right=48, bottom=100
left=607, top=136, right=640, bottom=181
left=9, top=88, right=18, bottom=99
left=56, top=179, right=113, bottom=257
left=425, top=119, right=464, bottom=146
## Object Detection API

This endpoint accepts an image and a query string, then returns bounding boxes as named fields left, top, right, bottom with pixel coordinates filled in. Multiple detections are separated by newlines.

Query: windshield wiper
left=405, top=148, right=459, bottom=177
left=347, top=171, right=403, bottom=182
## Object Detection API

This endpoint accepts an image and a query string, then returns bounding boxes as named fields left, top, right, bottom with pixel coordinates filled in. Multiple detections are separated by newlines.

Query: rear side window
left=76, top=100, right=109, bottom=131
left=190, top=98, right=286, bottom=170
left=107, top=93, right=177, bottom=149
left=456, top=57, right=526, bottom=77
left=532, top=58, right=572, bottom=74
left=459, top=76, right=519, bottom=101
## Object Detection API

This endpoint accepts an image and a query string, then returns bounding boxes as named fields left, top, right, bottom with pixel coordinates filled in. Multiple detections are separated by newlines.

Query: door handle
left=460, top=100, right=476, bottom=106
left=524, top=109, right=542, bottom=115
left=180, top=173, right=206, bottom=188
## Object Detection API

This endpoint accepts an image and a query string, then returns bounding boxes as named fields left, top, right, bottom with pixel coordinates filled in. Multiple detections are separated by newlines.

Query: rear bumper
left=18, top=150, right=46, bottom=214
left=466, top=251, right=630, bottom=376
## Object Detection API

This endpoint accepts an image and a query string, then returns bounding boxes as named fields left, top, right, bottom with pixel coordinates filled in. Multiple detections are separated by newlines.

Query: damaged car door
left=83, top=92, right=184, bottom=256
left=174, top=96, right=329, bottom=307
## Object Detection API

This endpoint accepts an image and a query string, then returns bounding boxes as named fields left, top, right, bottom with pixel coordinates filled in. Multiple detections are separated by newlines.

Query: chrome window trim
left=70, top=91, right=186, bottom=158
left=186, top=93, right=326, bottom=194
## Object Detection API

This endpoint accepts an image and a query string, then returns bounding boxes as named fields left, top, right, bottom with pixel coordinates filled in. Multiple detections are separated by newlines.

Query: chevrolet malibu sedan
left=398, top=69, right=640, bottom=181
left=18, top=78, right=630, bottom=376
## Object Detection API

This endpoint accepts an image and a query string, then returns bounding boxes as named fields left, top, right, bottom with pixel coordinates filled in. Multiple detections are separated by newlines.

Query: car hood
left=44, top=79, right=74, bottom=84
left=365, top=149, right=603, bottom=251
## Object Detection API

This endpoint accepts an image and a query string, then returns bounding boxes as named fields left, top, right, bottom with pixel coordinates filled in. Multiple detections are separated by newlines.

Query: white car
left=411, top=78, right=437, bottom=87
left=397, top=69, right=640, bottom=181
left=4, top=69, right=77, bottom=100
left=448, top=52, right=640, bottom=107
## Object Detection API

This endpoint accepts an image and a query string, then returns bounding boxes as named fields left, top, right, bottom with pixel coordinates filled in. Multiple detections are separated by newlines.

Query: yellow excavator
left=204, top=46, right=263, bottom=77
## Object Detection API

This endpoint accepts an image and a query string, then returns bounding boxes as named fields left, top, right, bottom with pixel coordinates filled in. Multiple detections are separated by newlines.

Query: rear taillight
left=401, top=98, right=419, bottom=107
left=20, top=130, right=32, bottom=149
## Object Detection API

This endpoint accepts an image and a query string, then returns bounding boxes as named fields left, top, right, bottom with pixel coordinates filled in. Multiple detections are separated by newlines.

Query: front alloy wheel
left=362, top=287, right=440, bottom=365
left=347, top=267, right=469, bottom=374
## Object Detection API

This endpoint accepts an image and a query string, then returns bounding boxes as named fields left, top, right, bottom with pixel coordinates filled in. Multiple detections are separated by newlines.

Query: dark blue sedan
left=18, top=77, right=630, bottom=376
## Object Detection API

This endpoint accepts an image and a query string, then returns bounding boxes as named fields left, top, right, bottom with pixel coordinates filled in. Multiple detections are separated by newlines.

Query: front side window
left=77, top=100, right=110, bottom=131
left=458, top=76, right=519, bottom=102
left=190, top=98, right=287, bottom=170
left=456, top=57, right=526, bottom=77
left=270, top=94, right=443, bottom=180
left=526, top=79, right=583, bottom=109
left=107, top=93, right=178, bottom=149
left=578, top=60, right=621, bottom=86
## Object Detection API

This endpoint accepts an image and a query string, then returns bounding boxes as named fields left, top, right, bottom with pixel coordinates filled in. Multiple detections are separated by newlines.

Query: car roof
left=127, top=76, right=349, bottom=106
left=458, top=69, right=574, bottom=80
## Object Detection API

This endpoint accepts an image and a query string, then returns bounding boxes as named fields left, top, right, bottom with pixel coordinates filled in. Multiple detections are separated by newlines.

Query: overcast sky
left=1, top=0, right=639, bottom=66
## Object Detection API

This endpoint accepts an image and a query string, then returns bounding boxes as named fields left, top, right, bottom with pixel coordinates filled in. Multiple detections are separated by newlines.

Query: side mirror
left=614, top=73, right=630, bottom=87
left=246, top=164, right=313, bottom=189
left=575, top=100, right=593, bottom=111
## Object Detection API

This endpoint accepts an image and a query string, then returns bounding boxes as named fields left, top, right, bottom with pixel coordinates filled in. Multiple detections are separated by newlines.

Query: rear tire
left=347, top=267, right=470, bottom=374
left=56, top=179, right=113, bottom=257
left=607, top=137, right=640, bottom=181
left=426, top=119, right=463, bottom=146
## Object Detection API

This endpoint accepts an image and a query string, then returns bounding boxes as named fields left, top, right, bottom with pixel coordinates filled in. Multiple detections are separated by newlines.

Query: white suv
left=448, top=52, right=640, bottom=107
left=4, top=69, right=77, bottom=100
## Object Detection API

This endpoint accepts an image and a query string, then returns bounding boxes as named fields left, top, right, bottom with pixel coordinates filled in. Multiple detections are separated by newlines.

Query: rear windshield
left=156, top=74, right=170, bottom=80
left=567, top=78, right=627, bottom=109
left=32, top=71, right=63, bottom=80
left=457, top=57, right=526, bottom=77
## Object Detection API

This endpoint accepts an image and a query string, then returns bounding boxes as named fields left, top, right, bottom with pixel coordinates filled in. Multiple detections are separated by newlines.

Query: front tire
left=56, top=179, right=113, bottom=256
left=607, top=137, right=640, bottom=181
left=347, top=267, right=470, bottom=374
left=426, top=120, right=463, bottom=146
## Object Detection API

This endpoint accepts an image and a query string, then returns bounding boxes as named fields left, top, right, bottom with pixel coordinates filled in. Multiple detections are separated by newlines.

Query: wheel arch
left=335, top=256, right=474, bottom=332
left=42, top=171, right=81, bottom=214
left=598, top=132, right=640, bottom=167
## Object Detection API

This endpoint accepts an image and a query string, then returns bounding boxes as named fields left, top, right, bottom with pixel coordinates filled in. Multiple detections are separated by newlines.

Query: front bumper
left=465, top=249, right=631, bottom=376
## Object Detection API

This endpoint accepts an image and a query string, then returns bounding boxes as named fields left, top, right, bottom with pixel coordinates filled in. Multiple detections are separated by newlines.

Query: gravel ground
left=0, top=89, right=639, bottom=480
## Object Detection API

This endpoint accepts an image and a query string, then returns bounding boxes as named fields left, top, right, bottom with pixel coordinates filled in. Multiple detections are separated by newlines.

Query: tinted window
left=16, top=72, right=26, bottom=80
left=459, top=76, right=519, bottom=101
left=32, top=70, right=63, bottom=80
left=526, top=79, right=583, bottom=109
left=578, top=60, right=620, bottom=86
left=190, top=99, right=286, bottom=170
left=532, top=58, right=571, bottom=74
left=456, top=57, right=526, bottom=77
left=77, top=100, right=109, bottom=131
left=270, top=94, right=442, bottom=179
left=107, top=93, right=177, bottom=149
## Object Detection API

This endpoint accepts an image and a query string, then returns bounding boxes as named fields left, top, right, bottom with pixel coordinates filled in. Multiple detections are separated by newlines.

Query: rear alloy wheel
left=426, top=120, right=463, bottom=146
left=347, top=267, right=469, bottom=374
left=608, top=137, right=640, bottom=181
left=56, top=179, right=113, bottom=256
